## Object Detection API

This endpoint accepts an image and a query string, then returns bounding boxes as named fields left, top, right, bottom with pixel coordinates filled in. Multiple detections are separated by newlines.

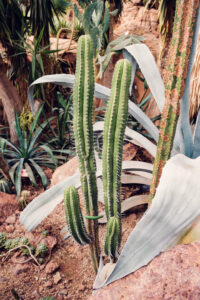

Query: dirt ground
left=0, top=146, right=151, bottom=300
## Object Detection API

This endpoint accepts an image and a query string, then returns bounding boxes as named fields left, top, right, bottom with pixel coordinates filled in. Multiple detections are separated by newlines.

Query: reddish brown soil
left=0, top=146, right=151, bottom=300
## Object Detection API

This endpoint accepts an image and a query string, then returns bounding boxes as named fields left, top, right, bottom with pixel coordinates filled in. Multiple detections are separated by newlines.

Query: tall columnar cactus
left=102, top=59, right=132, bottom=258
left=64, top=36, right=132, bottom=269
left=64, top=186, right=91, bottom=245
left=72, top=34, right=99, bottom=272
left=149, top=0, right=200, bottom=203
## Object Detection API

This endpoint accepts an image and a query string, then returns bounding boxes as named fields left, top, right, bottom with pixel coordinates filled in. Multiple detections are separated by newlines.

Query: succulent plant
left=35, top=243, right=49, bottom=257
left=64, top=186, right=91, bottom=245
left=102, top=58, right=131, bottom=257
left=72, top=34, right=100, bottom=271
left=104, top=217, right=120, bottom=261
left=0, top=233, right=7, bottom=249
left=0, top=177, right=12, bottom=194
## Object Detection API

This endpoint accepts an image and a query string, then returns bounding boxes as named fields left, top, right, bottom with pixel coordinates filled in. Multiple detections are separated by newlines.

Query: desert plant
left=63, top=36, right=131, bottom=270
left=0, top=105, right=57, bottom=196
left=43, top=92, right=74, bottom=163
left=0, top=175, right=12, bottom=194
left=102, top=59, right=131, bottom=258
left=68, top=35, right=100, bottom=271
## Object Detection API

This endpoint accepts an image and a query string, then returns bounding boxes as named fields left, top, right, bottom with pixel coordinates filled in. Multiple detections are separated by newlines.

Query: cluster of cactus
left=0, top=233, right=48, bottom=263
left=64, top=34, right=131, bottom=271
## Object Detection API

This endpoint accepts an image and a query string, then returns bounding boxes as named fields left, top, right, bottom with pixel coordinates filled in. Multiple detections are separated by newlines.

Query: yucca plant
left=0, top=105, right=57, bottom=196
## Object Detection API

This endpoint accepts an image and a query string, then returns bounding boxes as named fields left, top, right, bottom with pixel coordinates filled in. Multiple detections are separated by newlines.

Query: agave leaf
left=20, top=158, right=152, bottom=231
left=15, top=158, right=24, bottom=196
left=180, top=5, right=200, bottom=157
left=28, top=75, right=159, bottom=142
left=25, top=163, right=37, bottom=187
left=98, top=154, right=200, bottom=287
left=29, top=159, right=48, bottom=188
left=193, top=109, right=200, bottom=158
left=93, top=121, right=156, bottom=157
left=20, top=170, right=81, bottom=231
left=123, top=44, right=165, bottom=112
left=99, top=195, right=148, bottom=224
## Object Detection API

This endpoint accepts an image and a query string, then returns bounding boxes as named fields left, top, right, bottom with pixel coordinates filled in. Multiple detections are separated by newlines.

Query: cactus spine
left=103, top=59, right=132, bottom=258
left=64, top=186, right=91, bottom=245
left=73, top=35, right=99, bottom=272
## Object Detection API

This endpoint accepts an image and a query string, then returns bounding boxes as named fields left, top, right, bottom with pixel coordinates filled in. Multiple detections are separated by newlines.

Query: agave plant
left=0, top=174, right=12, bottom=194
left=42, top=92, right=75, bottom=164
left=0, top=105, right=57, bottom=196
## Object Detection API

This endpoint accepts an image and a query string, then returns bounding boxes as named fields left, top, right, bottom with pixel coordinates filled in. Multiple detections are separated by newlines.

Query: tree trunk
left=0, top=67, right=23, bottom=143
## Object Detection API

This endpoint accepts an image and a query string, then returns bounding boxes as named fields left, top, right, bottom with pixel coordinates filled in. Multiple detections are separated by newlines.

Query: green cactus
left=149, top=0, right=199, bottom=203
left=104, top=216, right=120, bottom=261
left=64, top=186, right=91, bottom=245
left=103, top=59, right=131, bottom=220
left=64, top=35, right=131, bottom=270
left=73, top=34, right=99, bottom=271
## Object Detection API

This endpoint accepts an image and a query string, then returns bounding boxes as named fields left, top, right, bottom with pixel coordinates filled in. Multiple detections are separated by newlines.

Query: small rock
left=40, top=235, right=57, bottom=251
left=79, top=284, right=86, bottom=291
left=5, top=214, right=16, bottom=224
left=59, top=289, right=68, bottom=295
left=131, top=213, right=137, bottom=221
left=12, top=263, right=30, bottom=275
left=32, top=289, right=40, bottom=299
left=45, top=260, right=60, bottom=274
left=53, top=271, right=62, bottom=284
left=122, top=143, right=138, bottom=161
left=51, top=156, right=79, bottom=186
left=43, top=280, right=53, bottom=288
left=5, top=225, right=14, bottom=233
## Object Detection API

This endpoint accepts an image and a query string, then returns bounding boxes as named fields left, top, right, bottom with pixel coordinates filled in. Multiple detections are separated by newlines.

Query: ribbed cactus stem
left=73, top=35, right=99, bottom=272
left=149, top=0, right=200, bottom=204
left=103, top=59, right=131, bottom=220
left=103, top=59, right=131, bottom=257
left=104, top=216, right=120, bottom=261
left=64, top=186, right=91, bottom=245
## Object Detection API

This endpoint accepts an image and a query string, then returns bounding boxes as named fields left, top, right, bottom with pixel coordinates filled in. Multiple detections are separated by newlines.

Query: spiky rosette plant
left=102, top=59, right=131, bottom=258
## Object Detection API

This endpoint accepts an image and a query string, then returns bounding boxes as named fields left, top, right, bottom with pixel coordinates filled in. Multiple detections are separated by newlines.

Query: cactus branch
left=149, top=0, right=200, bottom=203
left=104, top=216, right=120, bottom=261
left=73, top=35, right=100, bottom=272
left=64, top=186, right=91, bottom=245
left=102, top=59, right=131, bottom=257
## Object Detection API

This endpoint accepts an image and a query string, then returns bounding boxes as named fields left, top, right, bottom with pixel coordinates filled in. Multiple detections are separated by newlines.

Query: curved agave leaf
left=20, top=158, right=152, bottom=231
left=98, top=154, right=200, bottom=287
left=173, top=5, right=200, bottom=157
left=28, top=75, right=159, bottom=141
left=123, top=44, right=165, bottom=112
left=93, top=121, right=156, bottom=157
left=193, top=110, right=200, bottom=158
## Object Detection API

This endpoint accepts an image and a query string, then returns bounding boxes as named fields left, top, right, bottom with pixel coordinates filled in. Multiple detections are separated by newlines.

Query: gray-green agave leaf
left=94, top=154, right=200, bottom=287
